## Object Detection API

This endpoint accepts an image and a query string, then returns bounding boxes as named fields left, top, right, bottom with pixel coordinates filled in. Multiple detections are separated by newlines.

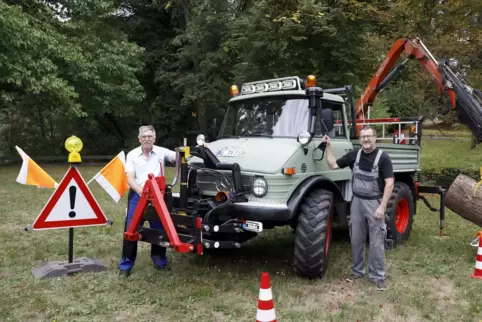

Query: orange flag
left=88, top=151, right=129, bottom=203
left=15, top=146, right=59, bottom=189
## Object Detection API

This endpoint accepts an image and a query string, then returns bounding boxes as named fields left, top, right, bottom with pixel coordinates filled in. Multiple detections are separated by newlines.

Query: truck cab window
left=315, top=100, right=345, bottom=138
left=220, top=97, right=311, bottom=138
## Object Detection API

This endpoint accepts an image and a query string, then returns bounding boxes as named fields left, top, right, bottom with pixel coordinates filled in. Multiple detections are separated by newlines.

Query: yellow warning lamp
left=65, top=135, right=83, bottom=163
left=230, top=85, right=240, bottom=97
left=306, top=75, right=317, bottom=88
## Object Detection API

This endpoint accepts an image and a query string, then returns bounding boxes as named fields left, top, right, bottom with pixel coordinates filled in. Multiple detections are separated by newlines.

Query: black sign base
left=32, top=257, right=107, bottom=279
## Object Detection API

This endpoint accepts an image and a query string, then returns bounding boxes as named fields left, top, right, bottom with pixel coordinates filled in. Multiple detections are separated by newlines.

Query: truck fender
left=287, top=175, right=346, bottom=221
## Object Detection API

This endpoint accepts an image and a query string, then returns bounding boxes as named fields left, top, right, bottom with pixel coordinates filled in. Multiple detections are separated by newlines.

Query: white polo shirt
left=125, top=145, right=177, bottom=187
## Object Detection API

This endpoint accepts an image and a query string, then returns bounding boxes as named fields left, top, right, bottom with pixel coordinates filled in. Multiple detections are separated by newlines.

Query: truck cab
left=191, top=76, right=355, bottom=216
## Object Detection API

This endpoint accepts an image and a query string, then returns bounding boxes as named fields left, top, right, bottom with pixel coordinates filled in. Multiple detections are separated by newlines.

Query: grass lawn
left=1, top=140, right=482, bottom=321
left=420, top=139, right=482, bottom=169
left=422, top=129, right=473, bottom=138
left=422, top=123, right=473, bottom=137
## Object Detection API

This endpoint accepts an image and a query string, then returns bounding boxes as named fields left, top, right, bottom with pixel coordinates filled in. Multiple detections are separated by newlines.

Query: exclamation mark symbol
left=69, top=186, right=77, bottom=218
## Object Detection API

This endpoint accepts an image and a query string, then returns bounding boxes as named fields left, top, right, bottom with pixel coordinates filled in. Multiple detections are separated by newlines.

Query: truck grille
left=194, top=170, right=297, bottom=200
left=196, top=171, right=252, bottom=195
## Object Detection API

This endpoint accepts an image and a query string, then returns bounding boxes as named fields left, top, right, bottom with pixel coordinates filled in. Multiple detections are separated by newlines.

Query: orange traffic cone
left=256, top=272, right=276, bottom=322
left=471, top=235, right=482, bottom=280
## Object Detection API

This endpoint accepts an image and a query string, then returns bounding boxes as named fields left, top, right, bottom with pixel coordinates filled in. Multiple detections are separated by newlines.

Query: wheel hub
left=395, top=198, right=409, bottom=233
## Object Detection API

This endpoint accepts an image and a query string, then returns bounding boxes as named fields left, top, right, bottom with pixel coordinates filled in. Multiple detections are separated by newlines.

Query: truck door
left=313, top=101, right=354, bottom=183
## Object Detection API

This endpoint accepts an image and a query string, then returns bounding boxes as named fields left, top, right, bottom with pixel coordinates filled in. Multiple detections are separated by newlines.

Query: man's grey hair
left=138, top=125, right=156, bottom=138
left=360, top=125, right=377, bottom=137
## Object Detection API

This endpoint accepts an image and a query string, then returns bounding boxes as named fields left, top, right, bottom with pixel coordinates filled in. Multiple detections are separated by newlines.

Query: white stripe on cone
left=258, top=288, right=273, bottom=301
left=478, top=247, right=482, bottom=255
left=256, top=308, right=276, bottom=322
left=476, top=260, right=482, bottom=270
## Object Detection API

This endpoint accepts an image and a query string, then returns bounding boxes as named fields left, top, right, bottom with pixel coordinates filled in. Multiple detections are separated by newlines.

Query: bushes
left=420, top=167, right=480, bottom=188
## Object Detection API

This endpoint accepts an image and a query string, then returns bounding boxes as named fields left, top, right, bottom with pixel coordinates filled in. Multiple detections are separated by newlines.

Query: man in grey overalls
left=322, top=126, right=394, bottom=291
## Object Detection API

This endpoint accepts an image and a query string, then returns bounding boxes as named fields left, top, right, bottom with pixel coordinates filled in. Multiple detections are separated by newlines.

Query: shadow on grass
left=182, top=227, right=352, bottom=278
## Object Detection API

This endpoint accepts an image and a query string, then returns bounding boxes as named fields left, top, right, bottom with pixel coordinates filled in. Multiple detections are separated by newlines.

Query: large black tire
left=385, top=181, right=414, bottom=248
left=293, top=188, right=333, bottom=279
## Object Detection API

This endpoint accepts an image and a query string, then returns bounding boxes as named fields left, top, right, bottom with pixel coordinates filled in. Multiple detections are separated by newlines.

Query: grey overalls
left=349, top=148, right=386, bottom=281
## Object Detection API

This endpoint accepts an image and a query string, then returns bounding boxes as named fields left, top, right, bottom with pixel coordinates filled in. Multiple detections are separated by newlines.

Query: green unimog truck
left=133, top=74, right=446, bottom=279
left=180, top=75, right=447, bottom=279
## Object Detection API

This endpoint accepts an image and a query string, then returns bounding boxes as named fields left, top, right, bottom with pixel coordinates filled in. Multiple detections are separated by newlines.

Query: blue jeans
left=119, top=191, right=168, bottom=271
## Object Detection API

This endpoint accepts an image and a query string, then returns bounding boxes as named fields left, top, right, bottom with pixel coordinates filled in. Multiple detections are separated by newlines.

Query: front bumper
left=206, top=199, right=292, bottom=222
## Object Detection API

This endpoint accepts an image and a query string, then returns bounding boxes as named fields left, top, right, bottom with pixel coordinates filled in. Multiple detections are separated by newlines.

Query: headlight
left=196, top=134, right=206, bottom=146
left=297, top=131, right=311, bottom=145
left=250, top=176, right=268, bottom=197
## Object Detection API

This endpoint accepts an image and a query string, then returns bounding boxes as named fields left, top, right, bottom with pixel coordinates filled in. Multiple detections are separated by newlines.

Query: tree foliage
left=0, top=0, right=145, bottom=155
left=0, top=0, right=481, bottom=156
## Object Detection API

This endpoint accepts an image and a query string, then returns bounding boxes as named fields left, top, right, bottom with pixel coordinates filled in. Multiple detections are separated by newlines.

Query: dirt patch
left=322, top=282, right=359, bottom=313
left=280, top=280, right=360, bottom=315
left=372, top=303, right=424, bottom=322
left=430, top=276, right=469, bottom=310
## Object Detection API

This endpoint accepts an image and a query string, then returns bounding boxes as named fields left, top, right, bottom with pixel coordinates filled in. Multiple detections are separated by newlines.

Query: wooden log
left=445, top=174, right=482, bottom=227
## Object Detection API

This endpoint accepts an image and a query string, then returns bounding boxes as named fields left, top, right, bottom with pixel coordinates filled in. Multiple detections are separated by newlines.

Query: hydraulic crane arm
left=356, top=37, right=482, bottom=142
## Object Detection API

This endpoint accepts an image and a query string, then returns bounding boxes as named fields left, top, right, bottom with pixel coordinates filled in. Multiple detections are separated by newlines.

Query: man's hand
left=321, top=135, right=331, bottom=146
left=324, top=135, right=339, bottom=170
left=127, top=171, right=144, bottom=196
left=375, top=204, right=386, bottom=219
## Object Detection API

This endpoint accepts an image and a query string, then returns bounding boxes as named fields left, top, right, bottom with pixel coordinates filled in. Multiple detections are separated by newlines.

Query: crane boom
left=356, top=37, right=482, bottom=143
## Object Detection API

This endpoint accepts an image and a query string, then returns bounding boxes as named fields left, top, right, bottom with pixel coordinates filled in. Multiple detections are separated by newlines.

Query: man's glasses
left=360, top=135, right=375, bottom=139
left=141, top=135, right=154, bottom=139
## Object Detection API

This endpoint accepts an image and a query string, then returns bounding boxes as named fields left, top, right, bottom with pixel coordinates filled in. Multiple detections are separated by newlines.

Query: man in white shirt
left=119, top=125, right=177, bottom=277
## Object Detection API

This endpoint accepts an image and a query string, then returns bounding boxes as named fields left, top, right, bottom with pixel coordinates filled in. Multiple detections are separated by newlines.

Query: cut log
left=445, top=174, right=482, bottom=227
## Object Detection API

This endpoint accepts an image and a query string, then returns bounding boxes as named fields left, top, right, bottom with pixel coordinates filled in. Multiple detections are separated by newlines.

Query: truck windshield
left=219, top=97, right=310, bottom=138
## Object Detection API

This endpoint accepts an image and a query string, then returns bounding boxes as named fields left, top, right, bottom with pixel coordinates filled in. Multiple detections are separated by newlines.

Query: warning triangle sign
left=32, top=166, right=108, bottom=230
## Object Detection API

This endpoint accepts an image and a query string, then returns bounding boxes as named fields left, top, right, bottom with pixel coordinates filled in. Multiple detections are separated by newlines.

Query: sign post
left=26, top=136, right=113, bottom=279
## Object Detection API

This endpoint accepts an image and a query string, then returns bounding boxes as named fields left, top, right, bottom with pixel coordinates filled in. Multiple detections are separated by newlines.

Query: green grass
left=420, top=140, right=482, bottom=169
left=423, top=129, right=473, bottom=137
left=1, top=142, right=482, bottom=321
left=422, top=123, right=473, bottom=137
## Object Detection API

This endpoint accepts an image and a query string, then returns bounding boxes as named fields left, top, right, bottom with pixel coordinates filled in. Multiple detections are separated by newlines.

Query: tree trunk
left=445, top=174, right=482, bottom=227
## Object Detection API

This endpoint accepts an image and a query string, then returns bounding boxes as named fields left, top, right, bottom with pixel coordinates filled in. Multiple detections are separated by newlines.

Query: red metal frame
left=337, top=118, right=404, bottom=125
left=354, top=37, right=457, bottom=135
left=123, top=173, right=194, bottom=253
left=356, top=38, right=456, bottom=118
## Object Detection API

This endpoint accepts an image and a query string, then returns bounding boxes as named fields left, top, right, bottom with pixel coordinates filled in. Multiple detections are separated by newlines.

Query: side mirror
left=320, top=108, right=334, bottom=134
